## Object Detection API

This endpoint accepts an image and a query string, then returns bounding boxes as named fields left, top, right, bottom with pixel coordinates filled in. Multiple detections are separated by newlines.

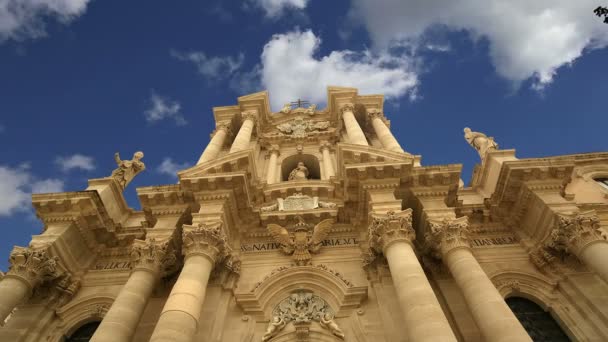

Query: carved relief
left=260, top=193, right=337, bottom=212
left=8, top=246, right=60, bottom=287
left=425, top=216, right=470, bottom=258
left=263, top=291, right=344, bottom=341
left=545, top=211, right=606, bottom=256
left=368, top=209, right=415, bottom=252
left=130, top=238, right=177, bottom=276
left=276, top=117, right=330, bottom=138
left=267, top=217, right=334, bottom=265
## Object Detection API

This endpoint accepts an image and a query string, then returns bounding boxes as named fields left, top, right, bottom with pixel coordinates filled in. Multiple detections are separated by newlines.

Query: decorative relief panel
left=276, top=117, right=330, bottom=138
left=260, top=193, right=336, bottom=212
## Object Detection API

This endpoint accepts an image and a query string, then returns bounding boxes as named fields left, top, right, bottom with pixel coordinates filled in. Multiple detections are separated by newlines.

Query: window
left=65, top=321, right=100, bottom=342
left=506, top=297, right=570, bottom=342
left=595, top=178, right=608, bottom=191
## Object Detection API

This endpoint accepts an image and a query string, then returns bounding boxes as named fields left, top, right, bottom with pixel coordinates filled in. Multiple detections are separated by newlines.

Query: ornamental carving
left=463, top=127, right=499, bottom=160
left=182, top=222, right=229, bottom=263
left=8, top=246, right=60, bottom=287
left=130, top=238, right=177, bottom=276
left=425, top=216, right=470, bottom=258
left=545, top=211, right=606, bottom=256
left=260, top=193, right=336, bottom=212
left=276, top=117, right=330, bottom=138
left=262, top=291, right=344, bottom=341
left=267, top=217, right=334, bottom=265
left=368, top=209, right=415, bottom=252
left=110, top=151, right=145, bottom=190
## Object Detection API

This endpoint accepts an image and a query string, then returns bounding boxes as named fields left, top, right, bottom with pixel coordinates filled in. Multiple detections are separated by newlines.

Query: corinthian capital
left=545, top=211, right=605, bottom=256
left=340, top=103, right=355, bottom=114
left=182, top=222, right=228, bottom=263
left=241, top=111, right=258, bottom=123
left=368, top=209, right=415, bottom=252
left=425, top=217, right=470, bottom=258
left=130, top=238, right=177, bottom=276
left=7, top=246, right=60, bottom=287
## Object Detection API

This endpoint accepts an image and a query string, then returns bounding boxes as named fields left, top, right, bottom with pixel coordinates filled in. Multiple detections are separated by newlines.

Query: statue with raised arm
left=288, top=162, right=309, bottom=181
left=111, top=151, right=145, bottom=190
left=463, top=127, right=498, bottom=160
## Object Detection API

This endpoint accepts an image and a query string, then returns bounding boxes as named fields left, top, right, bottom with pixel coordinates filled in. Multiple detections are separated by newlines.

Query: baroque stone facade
left=1, top=87, right=608, bottom=342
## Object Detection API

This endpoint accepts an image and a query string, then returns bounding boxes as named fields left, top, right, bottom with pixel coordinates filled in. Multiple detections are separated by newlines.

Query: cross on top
left=290, top=99, right=310, bottom=108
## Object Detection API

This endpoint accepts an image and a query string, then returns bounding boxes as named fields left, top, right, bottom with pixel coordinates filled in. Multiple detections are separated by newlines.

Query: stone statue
left=280, top=103, right=291, bottom=114
left=288, top=162, right=309, bottom=181
left=319, top=312, right=345, bottom=339
left=463, top=127, right=498, bottom=160
left=262, top=316, right=286, bottom=341
left=111, top=151, right=145, bottom=190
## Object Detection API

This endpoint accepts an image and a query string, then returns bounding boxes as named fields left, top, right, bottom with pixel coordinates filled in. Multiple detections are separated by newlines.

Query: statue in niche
left=288, top=162, right=309, bottom=181
left=320, top=312, right=345, bottom=339
left=262, top=316, right=286, bottom=341
left=111, top=151, right=145, bottom=190
left=463, top=127, right=498, bottom=160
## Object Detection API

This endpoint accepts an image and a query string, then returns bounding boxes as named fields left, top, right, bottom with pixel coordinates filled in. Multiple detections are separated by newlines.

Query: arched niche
left=281, top=154, right=321, bottom=181
left=64, top=321, right=101, bottom=342
left=47, top=294, right=114, bottom=342
left=234, top=265, right=367, bottom=321
left=506, top=297, right=571, bottom=341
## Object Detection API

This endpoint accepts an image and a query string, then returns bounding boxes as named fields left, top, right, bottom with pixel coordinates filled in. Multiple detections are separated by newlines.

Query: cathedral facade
left=1, top=87, right=607, bottom=341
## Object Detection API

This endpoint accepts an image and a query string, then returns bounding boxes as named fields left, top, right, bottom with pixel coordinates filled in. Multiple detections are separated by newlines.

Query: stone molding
left=130, top=238, right=177, bottom=276
left=368, top=209, right=415, bottom=252
left=545, top=211, right=605, bottom=256
left=182, top=222, right=229, bottom=263
left=7, top=246, right=60, bottom=288
left=425, top=216, right=470, bottom=258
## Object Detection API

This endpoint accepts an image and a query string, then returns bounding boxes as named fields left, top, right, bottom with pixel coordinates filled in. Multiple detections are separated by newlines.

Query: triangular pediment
left=178, top=150, right=257, bottom=180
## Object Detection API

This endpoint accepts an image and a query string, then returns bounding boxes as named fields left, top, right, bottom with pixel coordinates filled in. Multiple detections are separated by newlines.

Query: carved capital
left=319, top=141, right=332, bottom=153
left=425, top=216, right=470, bottom=258
left=182, top=222, right=228, bottom=263
left=241, top=111, right=258, bottom=123
left=214, top=122, right=232, bottom=136
left=7, top=246, right=60, bottom=288
left=130, top=238, right=177, bottom=276
left=367, top=109, right=384, bottom=120
left=268, top=144, right=281, bottom=156
left=339, top=103, right=355, bottom=114
left=545, top=211, right=605, bottom=256
left=368, top=209, right=415, bottom=252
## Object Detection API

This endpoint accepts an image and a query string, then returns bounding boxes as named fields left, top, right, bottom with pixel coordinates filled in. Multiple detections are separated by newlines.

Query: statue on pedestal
left=463, top=127, right=498, bottom=160
left=111, top=151, right=145, bottom=190
left=288, top=162, right=309, bottom=181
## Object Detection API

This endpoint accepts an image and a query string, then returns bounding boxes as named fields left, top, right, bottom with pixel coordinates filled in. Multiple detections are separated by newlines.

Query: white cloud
left=0, top=164, right=64, bottom=216
left=248, top=0, right=309, bottom=17
left=171, top=50, right=244, bottom=80
left=55, top=154, right=95, bottom=172
left=156, top=158, right=191, bottom=177
left=349, top=0, right=608, bottom=89
left=258, top=30, right=418, bottom=109
left=144, top=91, right=186, bottom=126
left=0, top=0, right=90, bottom=42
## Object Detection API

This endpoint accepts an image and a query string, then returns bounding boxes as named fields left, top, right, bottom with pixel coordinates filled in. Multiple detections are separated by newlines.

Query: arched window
left=506, top=297, right=570, bottom=342
left=65, top=321, right=100, bottom=342
left=594, top=177, right=608, bottom=191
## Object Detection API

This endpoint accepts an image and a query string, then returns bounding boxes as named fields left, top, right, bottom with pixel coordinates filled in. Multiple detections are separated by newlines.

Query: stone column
left=0, top=246, right=59, bottom=324
left=368, top=210, right=457, bottom=342
left=340, top=104, right=368, bottom=146
left=426, top=217, right=531, bottom=342
left=368, top=110, right=405, bottom=153
left=229, top=112, right=257, bottom=153
left=320, top=142, right=335, bottom=179
left=149, top=223, right=228, bottom=342
left=266, top=145, right=280, bottom=184
left=197, top=123, right=230, bottom=165
left=546, top=211, right=608, bottom=283
left=90, top=238, right=176, bottom=342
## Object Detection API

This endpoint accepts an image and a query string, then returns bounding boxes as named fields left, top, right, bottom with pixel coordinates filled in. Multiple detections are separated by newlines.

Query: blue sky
left=0, top=0, right=607, bottom=271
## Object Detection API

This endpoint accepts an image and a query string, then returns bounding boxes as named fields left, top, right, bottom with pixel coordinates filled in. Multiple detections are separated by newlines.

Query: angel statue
left=320, top=312, right=345, bottom=339
left=262, top=316, right=286, bottom=341
left=463, top=127, right=499, bottom=160
left=288, top=162, right=309, bottom=181
left=267, top=217, right=333, bottom=265
left=111, top=151, right=145, bottom=190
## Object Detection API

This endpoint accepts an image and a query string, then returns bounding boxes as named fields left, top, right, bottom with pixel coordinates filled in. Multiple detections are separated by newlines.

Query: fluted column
left=197, top=123, right=230, bottom=165
left=0, top=246, right=59, bottom=324
left=229, top=112, right=257, bottom=153
left=340, top=104, right=368, bottom=146
left=369, top=210, right=457, bottom=342
left=546, top=211, right=608, bottom=283
left=149, top=223, right=228, bottom=342
left=91, top=238, right=176, bottom=342
left=320, top=142, right=335, bottom=179
left=368, top=110, right=405, bottom=153
left=266, top=145, right=280, bottom=184
left=426, top=217, right=531, bottom=342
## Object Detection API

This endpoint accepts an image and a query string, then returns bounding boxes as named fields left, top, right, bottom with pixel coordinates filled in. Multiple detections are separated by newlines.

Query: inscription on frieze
left=93, top=261, right=132, bottom=270
left=241, top=237, right=358, bottom=252
left=471, top=236, right=518, bottom=247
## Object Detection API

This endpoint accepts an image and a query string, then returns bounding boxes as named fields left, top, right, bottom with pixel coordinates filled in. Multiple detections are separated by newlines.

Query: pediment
left=336, top=143, right=414, bottom=165
left=178, top=150, right=257, bottom=180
